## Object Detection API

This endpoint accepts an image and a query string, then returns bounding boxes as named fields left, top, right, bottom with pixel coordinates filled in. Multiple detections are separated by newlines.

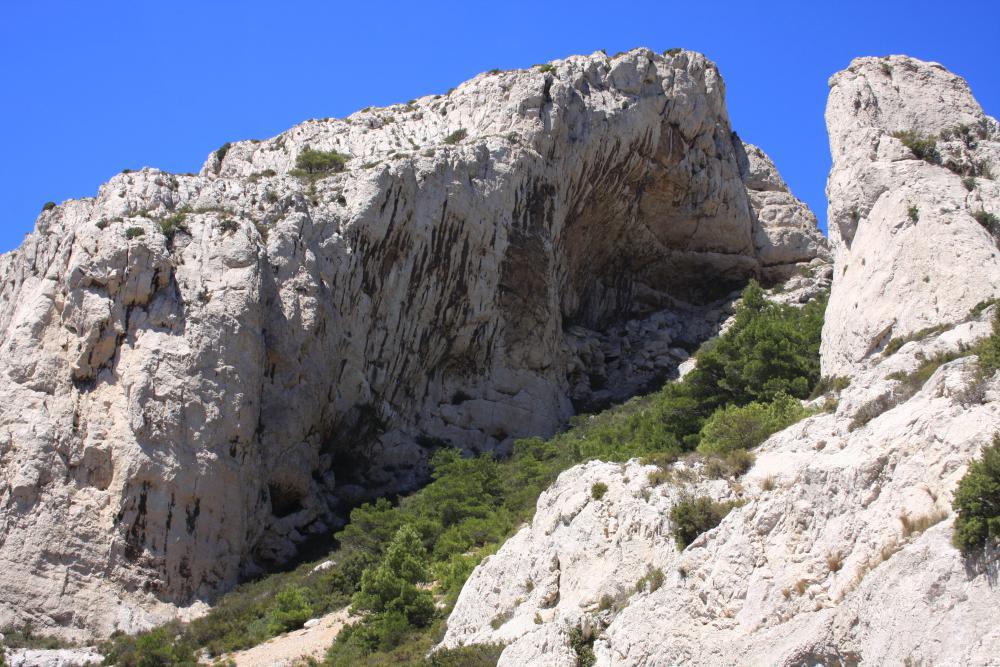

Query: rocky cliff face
left=0, top=48, right=825, bottom=637
left=441, top=56, right=1000, bottom=666
left=822, top=55, right=1000, bottom=376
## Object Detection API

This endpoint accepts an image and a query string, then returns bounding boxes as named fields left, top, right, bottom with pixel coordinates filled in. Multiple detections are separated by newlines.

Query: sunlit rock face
left=0, top=47, right=824, bottom=638
left=821, top=55, right=1000, bottom=377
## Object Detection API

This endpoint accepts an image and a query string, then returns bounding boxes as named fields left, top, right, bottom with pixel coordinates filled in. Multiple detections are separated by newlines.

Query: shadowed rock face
left=0, top=47, right=824, bottom=637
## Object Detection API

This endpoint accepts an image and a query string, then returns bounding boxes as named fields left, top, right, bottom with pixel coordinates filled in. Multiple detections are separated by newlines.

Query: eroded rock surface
left=822, top=55, right=1000, bottom=376
left=442, top=281, right=1000, bottom=667
left=0, top=48, right=824, bottom=637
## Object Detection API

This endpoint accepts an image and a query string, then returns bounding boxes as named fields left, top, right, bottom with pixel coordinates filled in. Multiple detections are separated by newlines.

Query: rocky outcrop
left=0, top=48, right=824, bottom=637
left=442, top=279, right=1000, bottom=667
left=5, top=647, right=103, bottom=667
left=822, top=55, right=1000, bottom=376
left=739, top=142, right=830, bottom=275
left=441, top=56, right=1000, bottom=666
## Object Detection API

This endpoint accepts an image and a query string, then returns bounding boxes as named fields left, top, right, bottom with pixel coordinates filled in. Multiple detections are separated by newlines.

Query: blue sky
left=2, top=0, right=999, bottom=253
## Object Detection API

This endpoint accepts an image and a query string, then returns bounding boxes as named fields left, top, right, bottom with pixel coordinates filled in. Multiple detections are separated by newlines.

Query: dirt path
left=215, top=607, right=352, bottom=667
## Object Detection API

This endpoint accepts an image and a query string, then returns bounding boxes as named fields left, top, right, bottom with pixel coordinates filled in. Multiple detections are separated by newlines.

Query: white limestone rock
left=0, top=48, right=824, bottom=638
left=6, top=647, right=103, bottom=667
left=440, top=458, right=733, bottom=652
left=442, top=310, right=1000, bottom=666
left=497, top=624, right=578, bottom=667
left=822, top=55, right=1000, bottom=377
left=737, top=142, right=831, bottom=276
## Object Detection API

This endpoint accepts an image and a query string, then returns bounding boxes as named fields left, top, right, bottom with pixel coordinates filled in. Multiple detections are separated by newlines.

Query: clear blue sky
left=3, top=0, right=999, bottom=253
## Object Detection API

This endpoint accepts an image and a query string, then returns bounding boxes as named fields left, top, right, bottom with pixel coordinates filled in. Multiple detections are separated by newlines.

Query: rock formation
left=0, top=48, right=825, bottom=637
left=440, top=55, right=1000, bottom=666
left=822, top=55, right=1000, bottom=376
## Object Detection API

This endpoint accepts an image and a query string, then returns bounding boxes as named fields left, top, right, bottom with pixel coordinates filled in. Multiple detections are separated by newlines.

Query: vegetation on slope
left=953, top=434, right=1000, bottom=554
left=101, top=281, right=827, bottom=666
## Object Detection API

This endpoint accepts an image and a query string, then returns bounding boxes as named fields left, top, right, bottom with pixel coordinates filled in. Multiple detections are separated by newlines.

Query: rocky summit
left=0, top=46, right=997, bottom=667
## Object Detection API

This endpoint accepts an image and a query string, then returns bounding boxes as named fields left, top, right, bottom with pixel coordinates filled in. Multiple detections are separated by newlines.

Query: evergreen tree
left=351, top=525, right=435, bottom=627
left=953, top=435, right=1000, bottom=553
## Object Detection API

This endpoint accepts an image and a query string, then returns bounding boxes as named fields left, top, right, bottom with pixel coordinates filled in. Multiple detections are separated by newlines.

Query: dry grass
left=879, top=539, right=903, bottom=563
left=794, top=579, right=809, bottom=595
left=825, top=551, right=844, bottom=573
left=899, top=509, right=949, bottom=538
left=647, top=468, right=672, bottom=487
left=838, top=509, right=949, bottom=601
left=760, top=475, right=776, bottom=492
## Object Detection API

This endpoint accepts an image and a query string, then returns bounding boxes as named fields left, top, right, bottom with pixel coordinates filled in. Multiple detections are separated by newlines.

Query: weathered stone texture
left=0, top=48, right=823, bottom=637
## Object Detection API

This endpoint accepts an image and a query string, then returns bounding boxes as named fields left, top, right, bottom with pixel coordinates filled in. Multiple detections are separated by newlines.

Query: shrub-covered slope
left=95, top=276, right=827, bottom=665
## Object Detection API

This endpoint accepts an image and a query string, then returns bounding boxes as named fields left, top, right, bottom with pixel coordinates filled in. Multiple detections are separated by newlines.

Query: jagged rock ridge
left=0, top=48, right=825, bottom=637
left=440, top=55, right=1000, bottom=666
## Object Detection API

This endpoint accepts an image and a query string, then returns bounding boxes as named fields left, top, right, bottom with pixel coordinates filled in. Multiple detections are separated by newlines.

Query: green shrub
left=295, top=146, right=350, bottom=174
left=670, top=496, right=738, bottom=550
left=704, top=448, right=756, bottom=479
left=568, top=625, right=595, bottom=667
left=972, top=210, right=1000, bottom=236
left=952, top=435, right=1000, bottom=554
left=0, top=625, right=76, bottom=650
left=266, top=585, right=312, bottom=635
left=881, top=324, right=950, bottom=357
left=427, top=644, right=505, bottom=666
left=697, top=393, right=808, bottom=456
left=101, top=624, right=197, bottom=667
left=974, top=309, right=1000, bottom=378
left=848, top=393, right=898, bottom=432
left=536, top=63, right=555, bottom=74
left=351, top=525, right=435, bottom=628
left=635, top=566, right=665, bottom=593
left=892, top=130, right=941, bottom=165
left=159, top=212, right=188, bottom=238
left=215, top=142, right=231, bottom=163
left=684, top=281, right=825, bottom=412
left=963, top=176, right=977, bottom=191
left=809, top=375, right=850, bottom=399
left=443, top=129, right=468, bottom=145
left=217, top=218, right=239, bottom=234
left=591, top=482, right=608, bottom=500
left=124, top=227, right=145, bottom=240
left=908, top=205, right=919, bottom=223
left=886, top=349, right=966, bottom=398
left=41, top=201, right=56, bottom=212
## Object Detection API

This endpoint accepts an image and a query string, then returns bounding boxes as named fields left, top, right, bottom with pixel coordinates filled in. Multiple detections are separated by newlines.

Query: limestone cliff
left=822, top=55, right=1000, bottom=376
left=0, top=48, right=824, bottom=637
left=440, top=56, right=1000, bottom=666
